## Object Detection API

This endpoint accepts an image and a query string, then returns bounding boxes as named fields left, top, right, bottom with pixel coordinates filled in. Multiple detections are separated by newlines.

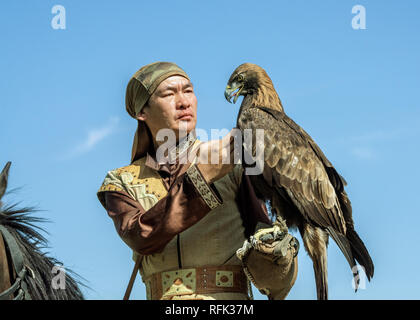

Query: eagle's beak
left=224, top=84, right=244, bottom=104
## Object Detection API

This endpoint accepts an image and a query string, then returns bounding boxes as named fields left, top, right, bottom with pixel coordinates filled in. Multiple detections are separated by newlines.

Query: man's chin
left=177, top=120, right=196, bottom=134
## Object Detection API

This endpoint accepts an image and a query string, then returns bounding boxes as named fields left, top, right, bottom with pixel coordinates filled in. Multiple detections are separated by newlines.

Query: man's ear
left=135, top=106, right=148, bottom=121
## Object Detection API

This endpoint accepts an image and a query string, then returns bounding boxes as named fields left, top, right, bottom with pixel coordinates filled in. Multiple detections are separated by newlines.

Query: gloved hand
left=236, top=217, right=299, bottom=300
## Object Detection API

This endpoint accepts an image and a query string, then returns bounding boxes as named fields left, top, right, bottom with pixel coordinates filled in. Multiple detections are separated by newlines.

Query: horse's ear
left=0, top=161, right=11, bottom=200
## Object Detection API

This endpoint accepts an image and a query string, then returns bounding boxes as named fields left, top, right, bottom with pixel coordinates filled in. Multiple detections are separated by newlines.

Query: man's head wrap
left=125, top=62, right=190, bottom=163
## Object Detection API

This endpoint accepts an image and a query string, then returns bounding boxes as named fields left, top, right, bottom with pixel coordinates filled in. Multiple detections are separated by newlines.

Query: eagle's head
left=224, top=63, right=276, bottom=104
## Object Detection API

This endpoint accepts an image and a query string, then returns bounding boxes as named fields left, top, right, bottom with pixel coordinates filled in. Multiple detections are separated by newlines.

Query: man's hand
left=194, top=129, right=237, bottom=184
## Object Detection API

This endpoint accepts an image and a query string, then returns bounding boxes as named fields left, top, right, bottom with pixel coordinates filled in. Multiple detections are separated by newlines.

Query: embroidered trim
left=97, top=161, right=168, bottom=211
left=168, top=132, right=197, bottom=163
left=98, top=170, right=124, bottom=193
left=186, top=164, right=221, bottom=210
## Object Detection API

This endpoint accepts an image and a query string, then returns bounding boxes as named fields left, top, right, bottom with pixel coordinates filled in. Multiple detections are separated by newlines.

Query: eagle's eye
left=237, top=74, right=244, bottom=82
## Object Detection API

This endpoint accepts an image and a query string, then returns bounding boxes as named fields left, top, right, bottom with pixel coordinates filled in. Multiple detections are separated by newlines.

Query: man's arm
left=99, top=131, right=237, bottom=255
left=102, top=164, right=222, bottom=255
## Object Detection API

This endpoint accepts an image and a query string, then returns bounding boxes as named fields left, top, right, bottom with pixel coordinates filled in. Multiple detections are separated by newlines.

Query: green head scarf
left=125, top=62, right=190, bottom=162
left=126, top=62, right=190, bottom=118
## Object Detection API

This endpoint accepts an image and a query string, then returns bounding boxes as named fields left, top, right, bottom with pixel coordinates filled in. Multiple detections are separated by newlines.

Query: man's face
left=137, top=75, right=197, bottom=142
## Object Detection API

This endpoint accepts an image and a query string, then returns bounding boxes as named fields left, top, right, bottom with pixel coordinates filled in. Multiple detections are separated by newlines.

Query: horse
left=0, top=161, right=85, bottom=300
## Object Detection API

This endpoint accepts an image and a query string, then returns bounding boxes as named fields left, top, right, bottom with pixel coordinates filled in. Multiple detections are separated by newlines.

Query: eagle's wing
left=239, top=106, right=347, bottom=235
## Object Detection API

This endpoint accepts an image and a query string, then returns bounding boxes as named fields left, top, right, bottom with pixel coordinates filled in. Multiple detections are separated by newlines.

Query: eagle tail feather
left=327, top=227, right=356, bottom=269
left=327, top=226, right=374, bottom=291
left=327, top=227, right=361, bottom=291
left=346, top=229, right=375, bottom=281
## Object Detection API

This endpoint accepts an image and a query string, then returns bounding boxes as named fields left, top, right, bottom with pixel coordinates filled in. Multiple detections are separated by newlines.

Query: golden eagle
left=224, top=63, right=374, bottom=299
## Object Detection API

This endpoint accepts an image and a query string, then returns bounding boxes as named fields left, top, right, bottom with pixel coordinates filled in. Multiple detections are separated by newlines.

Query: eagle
left=224, top=63, right=374, bottom=299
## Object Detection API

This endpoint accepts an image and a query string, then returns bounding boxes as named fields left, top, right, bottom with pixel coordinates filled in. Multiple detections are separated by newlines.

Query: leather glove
left=236, top=217, right=299, bottom=300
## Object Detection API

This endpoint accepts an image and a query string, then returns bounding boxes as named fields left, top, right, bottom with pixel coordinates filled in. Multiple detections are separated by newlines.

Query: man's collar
left=168, top=131, right=197, bottom=163
left=145, top=131, right=197, bottom=170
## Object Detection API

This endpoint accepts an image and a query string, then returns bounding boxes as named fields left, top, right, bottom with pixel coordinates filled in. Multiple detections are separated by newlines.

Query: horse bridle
left=0, top=225, right=34, bottom=300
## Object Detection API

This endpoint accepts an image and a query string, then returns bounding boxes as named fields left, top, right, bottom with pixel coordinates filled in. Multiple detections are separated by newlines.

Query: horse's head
left=0, top=162, right=11, bottom=204
left=0, top=161, right=85, bottom=299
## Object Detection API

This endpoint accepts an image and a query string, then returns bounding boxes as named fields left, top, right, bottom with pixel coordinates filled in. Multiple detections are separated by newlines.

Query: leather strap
left=0, top=225, right=32, bottom=300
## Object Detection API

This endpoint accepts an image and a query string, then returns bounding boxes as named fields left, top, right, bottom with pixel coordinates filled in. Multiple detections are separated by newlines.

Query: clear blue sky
left=1, top=0, right=419, bottom=299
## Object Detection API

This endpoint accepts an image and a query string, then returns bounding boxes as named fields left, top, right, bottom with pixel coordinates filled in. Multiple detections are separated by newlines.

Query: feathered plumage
left=225, top=63, right=374, bottom=299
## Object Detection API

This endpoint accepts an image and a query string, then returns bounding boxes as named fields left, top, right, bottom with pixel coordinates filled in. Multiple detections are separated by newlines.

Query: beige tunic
left=141, top=166, right=248, bottom=299
left=98, top=140, right=272, bottom=299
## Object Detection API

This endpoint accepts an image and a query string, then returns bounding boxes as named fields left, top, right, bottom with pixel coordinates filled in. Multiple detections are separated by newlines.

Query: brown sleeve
left=103, top=164, right=222, bottom=255
left=236, top=172, right=272, bottom=238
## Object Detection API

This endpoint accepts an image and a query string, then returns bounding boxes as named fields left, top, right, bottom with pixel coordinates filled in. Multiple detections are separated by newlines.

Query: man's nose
left=175, top=92, right=191, bottom=110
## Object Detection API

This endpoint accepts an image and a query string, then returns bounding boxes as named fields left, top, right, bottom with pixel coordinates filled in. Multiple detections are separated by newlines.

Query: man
left=97, top=62, right=299, bottom=300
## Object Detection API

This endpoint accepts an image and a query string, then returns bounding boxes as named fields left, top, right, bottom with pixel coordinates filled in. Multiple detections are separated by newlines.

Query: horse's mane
left=0, top=196, right=85, bottom=300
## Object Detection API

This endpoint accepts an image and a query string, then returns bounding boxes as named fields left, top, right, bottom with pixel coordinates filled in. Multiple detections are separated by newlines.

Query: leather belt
left=145, top=265, right=248, bottom=300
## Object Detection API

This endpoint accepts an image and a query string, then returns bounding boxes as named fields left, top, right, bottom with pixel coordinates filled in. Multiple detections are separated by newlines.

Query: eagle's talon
left=259, top=233, right=274, bottom=243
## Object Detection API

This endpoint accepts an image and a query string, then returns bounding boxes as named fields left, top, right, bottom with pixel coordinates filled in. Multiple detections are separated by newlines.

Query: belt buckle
left=161, top=268, right=196, bottom=298
left=216, top=270, right=234, bottom=287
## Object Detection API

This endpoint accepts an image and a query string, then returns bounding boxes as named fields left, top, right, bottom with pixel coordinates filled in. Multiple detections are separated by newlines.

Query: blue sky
left=1, top=0, right=419, bottom=299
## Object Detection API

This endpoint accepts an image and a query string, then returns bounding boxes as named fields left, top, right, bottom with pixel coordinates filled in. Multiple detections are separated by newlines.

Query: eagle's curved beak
left=224, top=84, right=244, bottom=104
